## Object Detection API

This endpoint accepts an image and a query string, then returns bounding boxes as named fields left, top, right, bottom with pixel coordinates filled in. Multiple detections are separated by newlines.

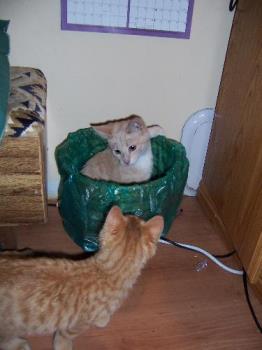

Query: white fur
left=134, top=148, right=153, bottom=171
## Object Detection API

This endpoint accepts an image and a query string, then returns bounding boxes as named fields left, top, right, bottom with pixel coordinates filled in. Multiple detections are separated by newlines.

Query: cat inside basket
left=81, top=114, right=164, bottom=183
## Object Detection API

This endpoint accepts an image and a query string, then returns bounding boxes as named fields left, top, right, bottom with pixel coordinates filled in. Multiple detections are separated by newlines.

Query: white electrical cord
left=159, top=238, right=244, bottom=276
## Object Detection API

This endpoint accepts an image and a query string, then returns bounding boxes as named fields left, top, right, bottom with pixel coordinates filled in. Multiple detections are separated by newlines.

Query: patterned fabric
left=5, top=67, right=46, bottom=137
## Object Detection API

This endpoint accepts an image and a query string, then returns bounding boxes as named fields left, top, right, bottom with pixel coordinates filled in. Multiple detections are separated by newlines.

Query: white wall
left=0, top=0, right=234, bottom=198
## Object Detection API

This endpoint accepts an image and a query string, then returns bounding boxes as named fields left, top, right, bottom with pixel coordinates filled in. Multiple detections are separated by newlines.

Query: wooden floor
left=0, top=197, right=261, bottom=349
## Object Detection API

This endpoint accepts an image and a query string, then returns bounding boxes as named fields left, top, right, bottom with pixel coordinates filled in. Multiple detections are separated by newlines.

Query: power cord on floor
left=214, top=250, right=236, bottom=259
left=159, top=236, right=262, bottom=334
left=159, top=236, right=243, bottom=275
left=243, top=271, right=262, bottom=334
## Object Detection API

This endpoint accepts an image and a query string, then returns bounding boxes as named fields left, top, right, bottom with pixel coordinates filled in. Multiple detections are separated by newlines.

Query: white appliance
left=181, top=108, right=215, bottom=196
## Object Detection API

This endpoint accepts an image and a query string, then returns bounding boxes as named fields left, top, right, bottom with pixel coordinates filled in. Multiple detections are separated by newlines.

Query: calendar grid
left=61, top=0, right=194, bottom=39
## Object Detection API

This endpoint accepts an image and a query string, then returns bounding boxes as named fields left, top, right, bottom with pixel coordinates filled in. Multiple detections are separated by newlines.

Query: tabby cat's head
left=91, top=115, right=164, bottom=166
left=99, top=206, right=164, bottom=263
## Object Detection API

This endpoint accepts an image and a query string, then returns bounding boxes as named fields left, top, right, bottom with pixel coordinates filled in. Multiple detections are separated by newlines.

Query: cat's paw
left=53, top=331, right=73, bottom=350
left=94, top=311, right=110, bottom=328
left=16, top=342, right=31, bottom=350
left=0, top=337, right=31, bottom=350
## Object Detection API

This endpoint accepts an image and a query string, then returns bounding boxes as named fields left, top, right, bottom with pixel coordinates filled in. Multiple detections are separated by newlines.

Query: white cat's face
left=92, top=115, right=164, bottom=167
left=109, top=134, right=149, bottom=166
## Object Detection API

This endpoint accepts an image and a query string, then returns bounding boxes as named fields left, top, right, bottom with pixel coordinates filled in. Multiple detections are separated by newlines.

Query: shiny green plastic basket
left=55, top=128, right=188, bottom=252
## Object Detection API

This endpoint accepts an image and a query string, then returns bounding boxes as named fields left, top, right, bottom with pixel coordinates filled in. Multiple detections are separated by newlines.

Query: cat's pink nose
left=123, top=157, right=130, bottom=165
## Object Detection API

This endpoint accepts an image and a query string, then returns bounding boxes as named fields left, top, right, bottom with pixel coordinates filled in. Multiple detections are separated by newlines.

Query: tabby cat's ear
left=105, top=206, right=124, bottom=234
left=147, top=125, right=165, bottom=139
left=144, top=215, right=164, bottom=243
left=126, top=116, right=145, bottom=134
left=91, top=124, right=114, bottom=140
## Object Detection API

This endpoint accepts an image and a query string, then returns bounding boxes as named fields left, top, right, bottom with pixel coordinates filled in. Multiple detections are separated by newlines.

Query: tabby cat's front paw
left=0, top=337, right=31, bottom=350
left=53, top=331, right=73, bottom=350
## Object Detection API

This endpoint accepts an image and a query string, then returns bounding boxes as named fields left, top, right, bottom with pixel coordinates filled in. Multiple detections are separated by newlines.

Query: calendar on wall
left=61, top=0, right=194, bottom=39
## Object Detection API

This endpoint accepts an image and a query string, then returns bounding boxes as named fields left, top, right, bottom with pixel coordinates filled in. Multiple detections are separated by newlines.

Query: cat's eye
left=129, top=145, right=137, bottom=152
left=114, top=149, right=121, bottom=154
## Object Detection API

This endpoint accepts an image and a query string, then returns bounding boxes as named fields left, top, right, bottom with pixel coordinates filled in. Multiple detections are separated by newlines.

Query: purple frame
left=61, top=0, right=194, bottom=39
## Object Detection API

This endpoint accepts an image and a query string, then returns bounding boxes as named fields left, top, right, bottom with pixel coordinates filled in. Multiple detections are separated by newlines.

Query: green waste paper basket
left=55, top=128, right=189, bottom=252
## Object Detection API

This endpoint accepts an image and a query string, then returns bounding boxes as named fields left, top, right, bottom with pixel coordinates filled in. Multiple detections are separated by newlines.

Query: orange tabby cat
left=0, top=206, right=164, bottom=350
left=81, top=115, right=164, bottom=183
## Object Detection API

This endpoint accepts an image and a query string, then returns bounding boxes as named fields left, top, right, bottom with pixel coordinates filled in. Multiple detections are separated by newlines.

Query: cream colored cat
left=81, top=115, right=164, bottom=183
left=0, top=206, right=164, bottom=350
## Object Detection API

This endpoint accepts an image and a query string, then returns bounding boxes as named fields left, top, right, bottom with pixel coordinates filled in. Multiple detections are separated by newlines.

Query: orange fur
left=0, top=207, right=163, bottom=350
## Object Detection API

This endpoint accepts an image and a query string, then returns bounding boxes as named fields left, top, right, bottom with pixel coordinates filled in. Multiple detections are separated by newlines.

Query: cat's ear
left=91, top=124, right=114, bottom=140
left=126, top=116, right=145, bottom=134
left=147, top=125, right=165, bottom=139
left=144, top=215, right=164, bottom=243
left=105, top=206, right=124, bottom=233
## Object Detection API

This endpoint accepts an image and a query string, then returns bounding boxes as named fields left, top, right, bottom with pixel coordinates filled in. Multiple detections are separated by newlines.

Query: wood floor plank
left=0, top=197, right=261, bottom=349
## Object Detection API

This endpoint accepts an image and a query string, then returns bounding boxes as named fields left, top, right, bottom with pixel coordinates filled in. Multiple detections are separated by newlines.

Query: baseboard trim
left=47, top=180, right=59, bottom=201
left=248, top=234, right=262, bottom=283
